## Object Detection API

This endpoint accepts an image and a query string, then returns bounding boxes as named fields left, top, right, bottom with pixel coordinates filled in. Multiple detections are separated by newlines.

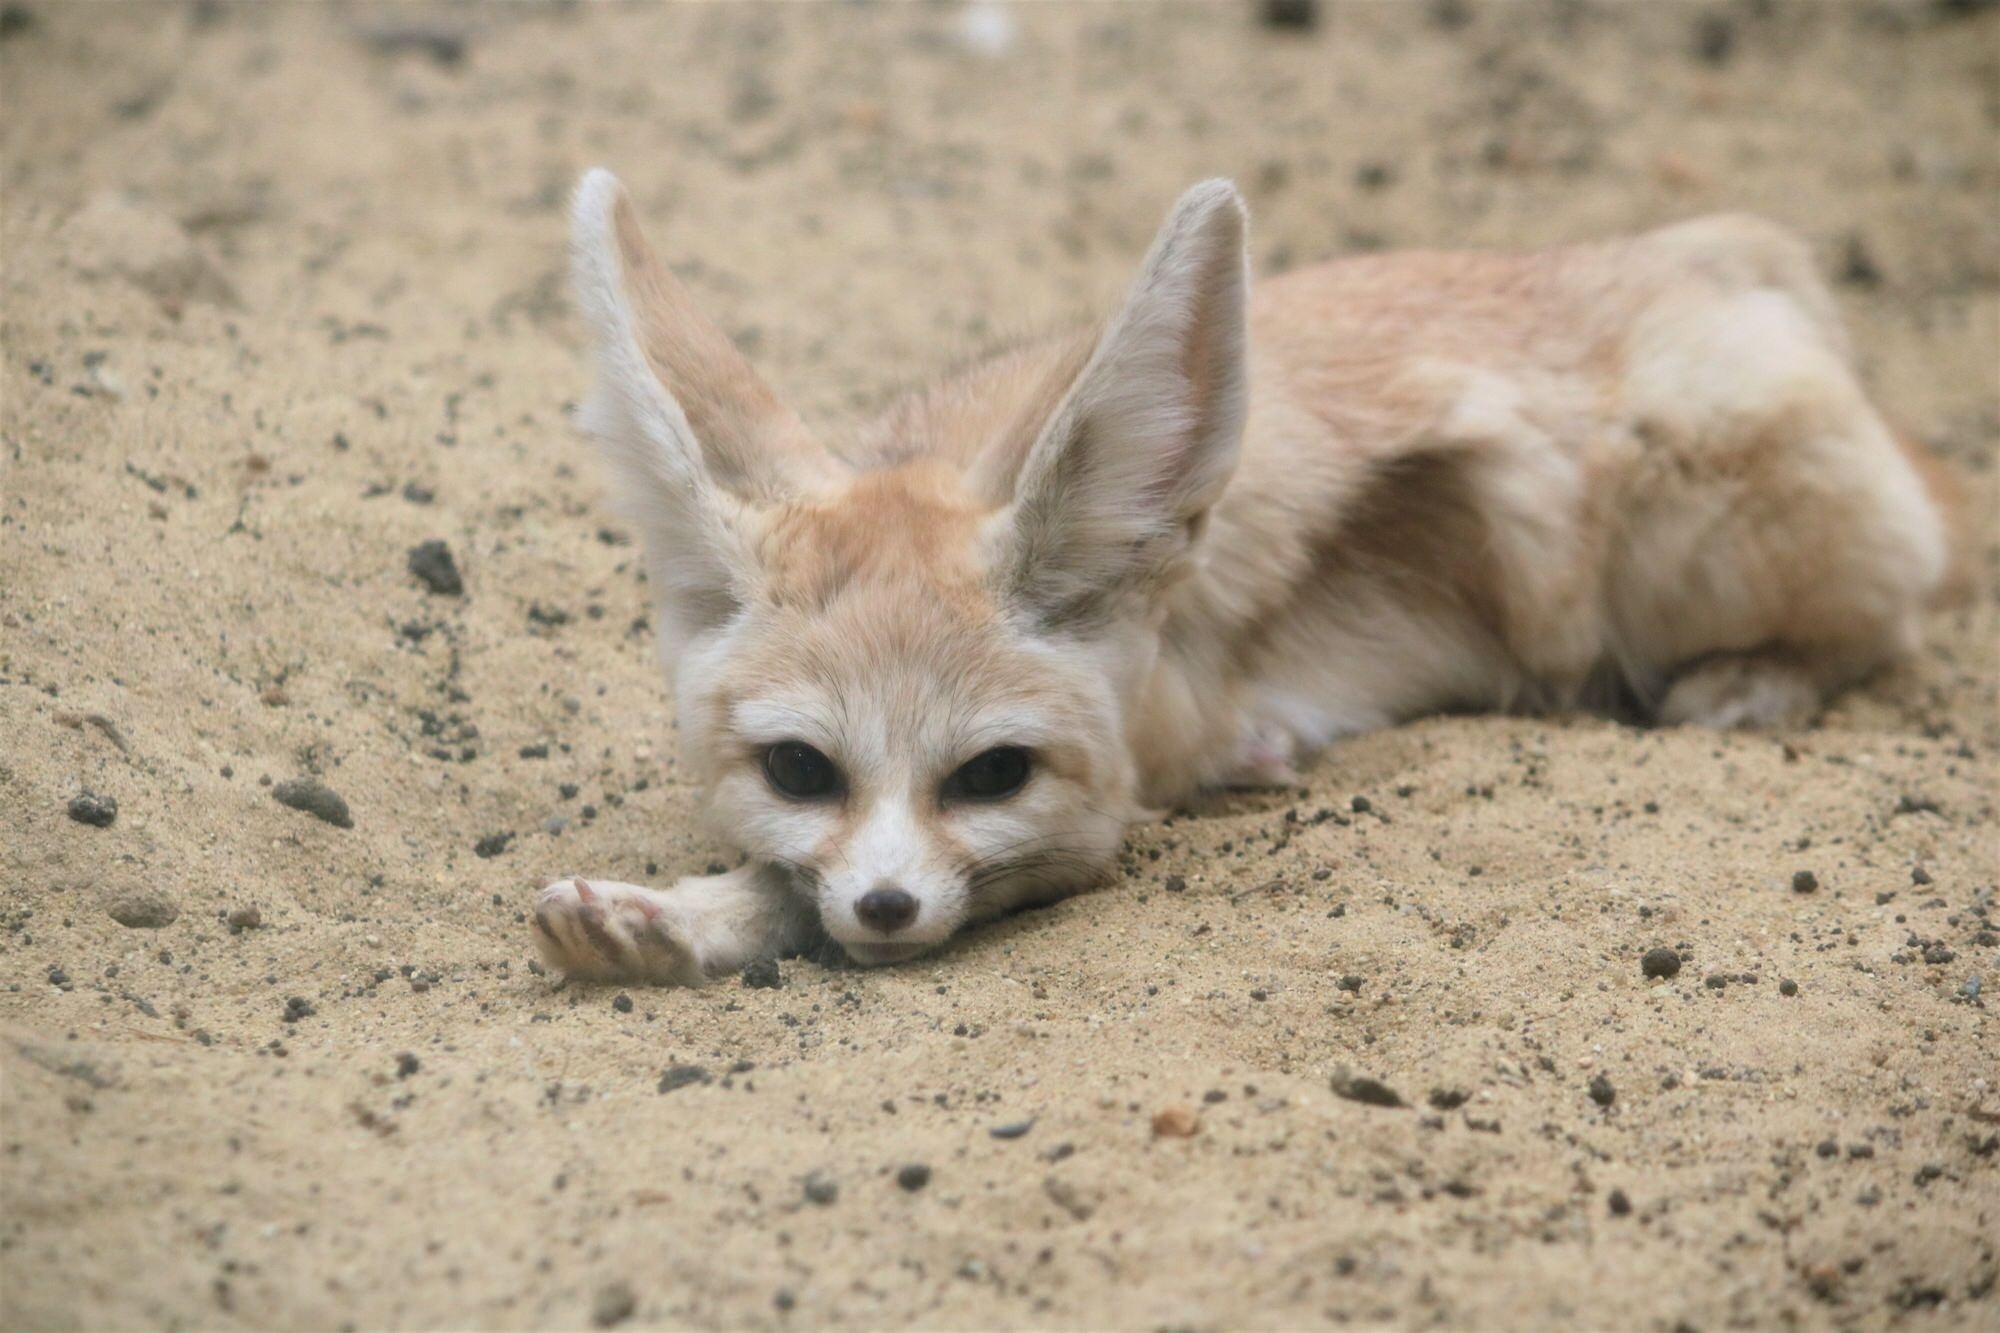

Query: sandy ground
left=3, top=1, right=1997, bottom=1328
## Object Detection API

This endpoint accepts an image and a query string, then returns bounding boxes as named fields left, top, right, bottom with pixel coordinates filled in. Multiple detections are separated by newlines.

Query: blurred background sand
left=2, top=1, right=1996, bottom=1327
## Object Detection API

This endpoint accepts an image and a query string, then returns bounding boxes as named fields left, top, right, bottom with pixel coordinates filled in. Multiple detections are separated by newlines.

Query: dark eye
left=763, top=742, right=841, bottom=800
left=945, top=746, right=1032, bottom=802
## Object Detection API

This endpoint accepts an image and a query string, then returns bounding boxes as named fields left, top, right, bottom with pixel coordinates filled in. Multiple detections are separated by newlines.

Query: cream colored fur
left=534, top=171, right=1951, bottom=984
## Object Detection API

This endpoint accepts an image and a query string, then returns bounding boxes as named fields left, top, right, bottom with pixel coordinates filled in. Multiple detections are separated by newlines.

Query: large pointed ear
left=988, top=180, right=1249, bottom=627
left=570, top=169, right=838, bottom=656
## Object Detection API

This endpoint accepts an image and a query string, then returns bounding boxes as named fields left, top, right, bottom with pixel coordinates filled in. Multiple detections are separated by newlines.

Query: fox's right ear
left=569, top=169, right=838, bottom=657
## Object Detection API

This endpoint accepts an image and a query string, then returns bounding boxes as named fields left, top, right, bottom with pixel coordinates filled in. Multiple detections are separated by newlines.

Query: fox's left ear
left=988, top=179, right=1249, bottom=626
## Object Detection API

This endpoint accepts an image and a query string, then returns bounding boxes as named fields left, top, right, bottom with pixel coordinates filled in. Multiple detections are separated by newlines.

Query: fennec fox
left=533, top=169, right=1951, bottom=983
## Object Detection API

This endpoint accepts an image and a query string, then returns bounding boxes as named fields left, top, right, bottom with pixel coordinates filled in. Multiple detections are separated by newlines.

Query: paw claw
left=531, top=878, right=696, bottom=986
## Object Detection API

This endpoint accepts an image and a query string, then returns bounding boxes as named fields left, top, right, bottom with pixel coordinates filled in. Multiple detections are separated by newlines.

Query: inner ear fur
left=990, top=179, right=1252, bottom=625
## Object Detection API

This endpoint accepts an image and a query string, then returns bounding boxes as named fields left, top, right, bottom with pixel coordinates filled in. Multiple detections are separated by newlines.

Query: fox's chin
left=838, top=939, right=936, bottom=967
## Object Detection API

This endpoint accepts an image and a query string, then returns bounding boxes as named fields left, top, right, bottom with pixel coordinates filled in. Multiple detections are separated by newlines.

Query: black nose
left=855, top=886, right=918, bottom=933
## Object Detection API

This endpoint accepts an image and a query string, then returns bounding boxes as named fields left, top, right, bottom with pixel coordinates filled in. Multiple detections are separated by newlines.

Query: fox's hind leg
left=1608, top=250, right=1948, bottom=729
left=1657, top=650, right=1821, bottom=729
left=532, top=864, right=816, bottom=986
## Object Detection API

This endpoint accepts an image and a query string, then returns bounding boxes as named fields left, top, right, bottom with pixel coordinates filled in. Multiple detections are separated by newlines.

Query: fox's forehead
left=707, top=575, right=1112, bottom=777
left=724, top=586, right=1038, bottom=748
left=755, top=460, right=991, bottom=612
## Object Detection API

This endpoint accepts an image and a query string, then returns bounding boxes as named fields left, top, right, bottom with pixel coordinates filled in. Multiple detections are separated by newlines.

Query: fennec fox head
left=570, top=170, right=1248, bottom=962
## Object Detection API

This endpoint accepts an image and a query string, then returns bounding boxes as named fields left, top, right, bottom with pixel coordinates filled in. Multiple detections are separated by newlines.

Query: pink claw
left=630, top=895, right=663, bottom=921
left=572, top=877, right=596, bottom=904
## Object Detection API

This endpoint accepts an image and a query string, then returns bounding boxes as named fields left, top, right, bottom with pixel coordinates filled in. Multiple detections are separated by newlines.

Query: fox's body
left=532, top=173, right=1950, bottom=985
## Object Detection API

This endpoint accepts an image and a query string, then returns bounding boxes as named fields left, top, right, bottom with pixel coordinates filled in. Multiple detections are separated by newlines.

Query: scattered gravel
left=590, top=1279, right=637, bottom=1328
left=66, top=790, right=118, bottom=827
left=658, top=1064, right=711, bottom=1093
left=1841, top=233, right=1884, bottom=288
left=406, top=539, right=463, bottom=595
left=227, top=904, right=262, bottom=932
left=106, top=890, right=177, bottom=928
left=740, top=958, right=782, bottom=989
left=1642, top=947, right=1682, bottom=980
left=1043, top=1175, right=1096, bottom=1220
left=1330, top=1067, right=1406, bottom=1108
left=1692, top=11, right=1735, bottom=64
left=895, top=1163, right=932, bottom=1191
left=1792, top=870, right=1820, bottom=894
left=272, top=778, right=352, bottom=829
left=1589, top=1074, right=1616, bottom=1107
left=803, top=1174, right=839, bottom=1205
left=1258, top=0, right=1319, bottom=32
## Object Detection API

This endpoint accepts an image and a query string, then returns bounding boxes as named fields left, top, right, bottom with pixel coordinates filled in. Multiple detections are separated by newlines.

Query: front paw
left=532, top=878, right=698, bottom=986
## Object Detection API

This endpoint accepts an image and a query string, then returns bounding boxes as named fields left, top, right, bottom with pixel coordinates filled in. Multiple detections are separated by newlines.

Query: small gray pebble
left=591, top=1279, right=637, bottom=1328
left=107, top=890, right=177, bottom=929
left=1642, top=946, right=1681, bottom=979
left=67, top=790, right=118, bottom=827
left=658, top=1064, right=711, bottom=1093
left=272, top=778, right=352, bottom=829
left=406, top=539, right=463, bottom=596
